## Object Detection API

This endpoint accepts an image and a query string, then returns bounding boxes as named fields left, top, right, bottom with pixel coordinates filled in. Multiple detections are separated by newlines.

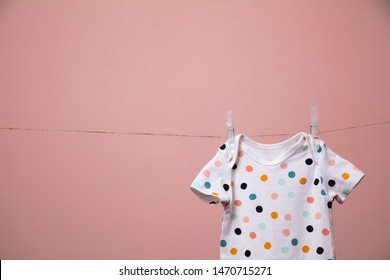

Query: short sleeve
left=320, top=144, right=365, bottom=204
left=190, top=142, right=232, bottom=205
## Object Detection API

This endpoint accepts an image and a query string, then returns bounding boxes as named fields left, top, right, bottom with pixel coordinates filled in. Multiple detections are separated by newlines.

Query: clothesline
left=0, top=120, right=389, bottom=138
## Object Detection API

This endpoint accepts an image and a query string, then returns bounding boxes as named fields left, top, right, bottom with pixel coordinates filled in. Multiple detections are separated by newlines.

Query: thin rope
left=0, top=120, right=389, bottom=138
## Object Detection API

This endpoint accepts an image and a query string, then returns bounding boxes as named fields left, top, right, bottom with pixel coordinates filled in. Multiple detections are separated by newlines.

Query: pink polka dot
left=280, top=162, right=288, bottom=169
left=322, top=228, right=330, bottom=236
left=243, top=216, right=250, bottom=223
left=282, top=229, right=291, bottom=237
left=284, top=214, right=292, bottom=221
left=203, top=170, right=210, bottom=177
left=229, top=157, right=233, bottom=162
left=215, top=160, right=222, bottom=168
left=315, top=212, right=322, bottom=220
left=328, top=159, right=335, bottom=166
left=307, top=196, right=315, bottom=204
left=249, top=232, right=257, bottom=239
left=271, top=193, right=279, bottom=200
left=238, top=151, right=245, bottom=157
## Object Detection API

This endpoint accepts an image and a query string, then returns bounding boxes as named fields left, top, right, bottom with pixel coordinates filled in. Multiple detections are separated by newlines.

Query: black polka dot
left=209, top=201, right=217, bottom=204
left=316, top=247, right=324, bottom=255
left=328, top=179, right=336, bottom=187
left=306, top=225, right=314, bottom=232
left=327, top=201, right=333, bottom=209
left=219, top=144, right=226, bottom=150
left=223, top=184, right=230, bottom=191
left=240, top=183, right=247, bottom=190
left=314, top=178, right=320, bottom=186
left=305, top=158, right=313, bottom=165
left=232, top=163, right=237, bottom=169
left=256, top=205, right=263, bottom=213
left=234, top=228, right=242, bottom=235
left=245, top=250, right=251, bottom=257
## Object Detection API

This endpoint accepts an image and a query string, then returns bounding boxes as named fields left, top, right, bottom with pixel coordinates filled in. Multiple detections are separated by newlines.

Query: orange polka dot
left=264, top=242, right=272, bottom=250
left=238, top=151, right=245, bottom=157
left=212, top=192, right=219, bottom=196
left=230, top=181, right=234, bottom=187
left=243, top=216, right=250, bottom=223
left=300, top=177, right=307, bottom=185
left=249, top=232, right=257, bottom=239
left=230, top=248, right=238, bottom=255
left=271, top=211, right=278, bottom=219
left=246, top=165, right=253, bottom=172
left=342, top=173, right=350, bottom=180
left=302, top=245, right=310, bottom=253
left=215, top=160, right=222, bottom=168
left=234, top=200, right=242, bottom=206
left=282, top=229, right=290, bottom=237
left=322, top=228, right=330, bottom=236
left=203, top=170, right=210, bottom=177
left=260, top=174, right=268, bottom=182
left=307, top=196, right=315, bottom=204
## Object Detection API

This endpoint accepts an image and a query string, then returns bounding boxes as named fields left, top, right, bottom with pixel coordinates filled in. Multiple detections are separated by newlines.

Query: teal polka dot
left=320, top=176, right=323, bottom=184
left=220, top=240, right=227, bottom=247
left=249, top=193, right=257, bottom=200
left=192, top=181, right=201, bottom=188
left=204, top=182, right=211, bottom=189
left=291, top=238, right=298, bottom=246
left=288, top=171, right=296, bottom=178
left=259, top=223, right=267, bottom=230
left=287, top=192, right=295, bottom=198
left=303, top=145, right=309, bottom=151
left=231, top=213, right=238, bottom=220
left=282, top=247, right=289, bottom=254
left=343, top=188, right=351, bottom=195
left=321, top=189, right=327, bottom=196
left=278, top=178, right=285, bottom=186
left=302, top=211, right=310, bottom=218
left=316, top=145, right=322, bottom=153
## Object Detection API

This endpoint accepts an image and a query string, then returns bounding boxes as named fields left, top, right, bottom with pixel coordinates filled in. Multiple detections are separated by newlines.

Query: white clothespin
left=310, top=103, right=320, bottom=138
left=226, top=108, right=235, bottom=156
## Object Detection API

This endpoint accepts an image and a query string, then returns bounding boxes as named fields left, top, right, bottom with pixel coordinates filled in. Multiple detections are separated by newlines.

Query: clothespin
left=310, top=103, right=320, bottom=138
left=226, top=108, right=235, bottom=155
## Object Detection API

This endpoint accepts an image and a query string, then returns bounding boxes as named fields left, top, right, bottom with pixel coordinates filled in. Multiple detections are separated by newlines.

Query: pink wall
left=0, top=0, right=389, bottom=259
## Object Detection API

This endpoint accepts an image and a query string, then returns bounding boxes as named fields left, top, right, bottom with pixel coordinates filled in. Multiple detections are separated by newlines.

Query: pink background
left=0, top=0, right=389, bottom=260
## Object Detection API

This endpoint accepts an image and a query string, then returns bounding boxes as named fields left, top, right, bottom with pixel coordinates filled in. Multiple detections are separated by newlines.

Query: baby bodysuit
left=190, top=132, right=365, bottom=260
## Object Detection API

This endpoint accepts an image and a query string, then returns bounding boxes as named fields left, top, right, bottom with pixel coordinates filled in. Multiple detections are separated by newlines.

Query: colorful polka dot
left=238, top=151, right=245, bottom=157
left=302, top=211, right=310, bottom=218
left=321, top=189, right=327, bottom=196
left=343, top=188, right=351, bottom=195
left=280, top=162, right=288, bottom=169
left=307, top=196, right=315, bottom=204
left=259, top=223, right=267, bottom=230
left=246, top=165, right=253, bottom=172
left=256, top=205, right=263, bottom=213
left=302, top=245, right=310, bottom=253
left=342, top=173, right=350, bottom=180
left=219, top=144, right=226, bottom=150
left=278, top=178, right=285, bottom=186
left=291, top=238, right=298, bottom=246
left=211, top=192, right=219, bottom=196
left=320, top=176, right=324, bottom=184
left=315, top=212, right=322, bottom=219
left=322, top=228, right=330, bottom=236
left=192, top=181, right=201, bottom=188
left=243, top=216, right=250, bottom=223
left=240, top=182, right=247, bottom=190
left=328, top=179, right=336, bottom=187
left=327, top=201, right=333, bottom=209
left=316, top=145, right=322, bottom=153
left=300, top=177, right=307, bottom=185
left=288, top=171, right=296, bottom=178
left=285, top=213, right=292, bottom=221
left=232, top=163, right=237, bottom=169
left=231, top=213, right=238, bottom=220
left=215, top=160, right=222, bottom=168
left=271, top=212, right=278, bottom=219
left=249, top=193, right=257, bottom=200
left=282, top=247, right=289, bottom=254
left=249, top=232, right=257, bottom=239
left=287, top=192, right=295, bottom=198
left=234, top=228, right=242, bottom=235
left=230, top=248, right=238, bottom=255
left=244, top=250, right=251, bottom=257
left=203, top=170, right=210, bottom=177
left=223, top=184, right=229, bottom=191
left=316, top=247, right=324, bottom=255
left=204, top=182, right=211, bottom=189
left=328, top=159, right=335, bottom=166
left=303, top=145, right=309, bottom=151
left=305, top=158, right=313, bottom=165
left=264, top=242, right=272, bottom=250
left=220, top=240, right=227, bottom=247
left=234, top=200, right=242, bottom=206
left=314, top=178, right=320, bottom=185
left=260, top=174, right=268, bottom=182
left=306, top=225, right=314, bottom=232
left=282, top=229, right=290, bottom=237
left=271, top=193, right=279, bottom=200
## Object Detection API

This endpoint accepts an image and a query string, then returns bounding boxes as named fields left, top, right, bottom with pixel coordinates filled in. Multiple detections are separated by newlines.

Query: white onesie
left=190, top=132, right=365, bottom=259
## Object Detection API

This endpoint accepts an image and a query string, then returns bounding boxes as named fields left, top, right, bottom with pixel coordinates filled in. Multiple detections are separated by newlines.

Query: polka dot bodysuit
left=190, top=132, right=365, bottom=260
